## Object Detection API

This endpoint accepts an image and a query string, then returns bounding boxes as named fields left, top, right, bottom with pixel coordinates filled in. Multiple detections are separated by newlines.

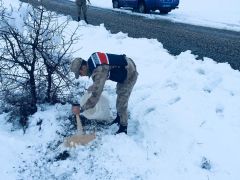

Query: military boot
left=115, top=124, right=127, bottom=134
left=84, top=17, right=89, bottom=24
left=110, top=113, right=120, bottom=126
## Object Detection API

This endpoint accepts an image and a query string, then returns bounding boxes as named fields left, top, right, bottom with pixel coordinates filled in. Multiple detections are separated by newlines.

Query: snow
left=1, top=0, right=240, bottom=180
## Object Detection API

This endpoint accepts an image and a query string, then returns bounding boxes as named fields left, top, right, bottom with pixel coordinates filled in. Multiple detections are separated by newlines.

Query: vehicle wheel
left=137, top=1, right=146, bottom=13
left=112, top=0, right=119, bottom=8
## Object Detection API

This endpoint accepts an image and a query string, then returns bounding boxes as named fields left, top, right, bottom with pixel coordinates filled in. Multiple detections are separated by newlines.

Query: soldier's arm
left=81, top=65, right=109, bottom=111
left=87, top=0, right=91, bottom=4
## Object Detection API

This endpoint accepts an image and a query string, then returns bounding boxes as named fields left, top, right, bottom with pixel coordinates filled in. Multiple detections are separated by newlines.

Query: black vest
left=88, top=52, right=127, bottom=83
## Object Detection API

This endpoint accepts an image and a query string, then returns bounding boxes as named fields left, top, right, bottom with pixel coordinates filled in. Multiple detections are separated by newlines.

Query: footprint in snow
left=196, top=68, right=205, bottom=75
left=168, top=97, right=181, bottom=105
left=216, top=105, right=224, bottom=117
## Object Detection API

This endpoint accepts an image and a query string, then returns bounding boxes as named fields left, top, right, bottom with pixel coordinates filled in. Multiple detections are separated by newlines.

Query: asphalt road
left=21, top=0, right=240, bottom=70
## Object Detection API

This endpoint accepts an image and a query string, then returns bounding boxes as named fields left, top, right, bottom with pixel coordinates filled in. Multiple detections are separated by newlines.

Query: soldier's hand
left=72, top=104, right=81, bottom=115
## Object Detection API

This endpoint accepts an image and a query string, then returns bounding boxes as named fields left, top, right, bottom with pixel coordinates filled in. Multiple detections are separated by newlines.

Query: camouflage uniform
left=75, top=0, right=89, bottom=23
left=81, top=56, right=138, bottom=127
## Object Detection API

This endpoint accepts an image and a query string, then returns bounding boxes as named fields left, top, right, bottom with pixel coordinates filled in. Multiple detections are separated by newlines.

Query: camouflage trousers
left=75, top=0, right=88, bottom=23
left=116, top=57, right=138, bottom=126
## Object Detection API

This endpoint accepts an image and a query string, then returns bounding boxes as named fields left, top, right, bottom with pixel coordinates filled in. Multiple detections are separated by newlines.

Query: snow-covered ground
left=70, top=0, right=240, bottom=32
left=1, top=0, right=240, bottom=179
